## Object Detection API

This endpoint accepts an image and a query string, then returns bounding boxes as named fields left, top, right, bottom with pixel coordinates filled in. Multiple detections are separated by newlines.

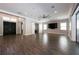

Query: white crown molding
left=0, top=9, right=25, bottom=18
left=0, top=9, right=40, bottom=23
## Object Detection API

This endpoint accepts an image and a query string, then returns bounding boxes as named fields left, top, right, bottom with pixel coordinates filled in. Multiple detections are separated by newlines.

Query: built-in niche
left=3, top=21, right=16, bottom=36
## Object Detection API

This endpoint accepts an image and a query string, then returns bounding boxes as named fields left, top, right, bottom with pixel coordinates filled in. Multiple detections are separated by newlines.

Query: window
left=60, top=22, right=67, bottom=30
left=43, top=24, right=47, bottom=30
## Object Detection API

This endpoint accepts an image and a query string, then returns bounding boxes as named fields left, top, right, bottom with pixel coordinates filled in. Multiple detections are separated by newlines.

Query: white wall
left=71, top=5, right=79, bottom=41
left=67, top=18, right=72, bottom=40
left=39, top=23, right=43, bottom=33
left=0, top=13, right=24, bottom=36
left=23, top=18, right=35, bottom=35
left=0, top=17, right=35, bottom=36
left=0, top=12, right=36, bottom=36
left=0, top=17, right=3, bottom=36
left=16, top=18, right=23, bottom=34
left=71, top=15, right=76, bottom=41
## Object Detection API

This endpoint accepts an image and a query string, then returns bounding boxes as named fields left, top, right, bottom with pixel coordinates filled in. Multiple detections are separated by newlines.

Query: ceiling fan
left=38, top=14, right=51, bottom=19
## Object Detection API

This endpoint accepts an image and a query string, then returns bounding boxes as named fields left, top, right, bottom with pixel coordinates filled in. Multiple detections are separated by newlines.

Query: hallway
left=0, top=33, right=79, bottom=55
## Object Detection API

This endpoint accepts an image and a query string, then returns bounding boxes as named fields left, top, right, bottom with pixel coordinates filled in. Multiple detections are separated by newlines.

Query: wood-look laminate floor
left=0, top=33, right=79, bottom=55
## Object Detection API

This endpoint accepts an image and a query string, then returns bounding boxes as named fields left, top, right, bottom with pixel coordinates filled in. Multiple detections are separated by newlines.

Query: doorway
left=35, top=23, right=39, bottom=34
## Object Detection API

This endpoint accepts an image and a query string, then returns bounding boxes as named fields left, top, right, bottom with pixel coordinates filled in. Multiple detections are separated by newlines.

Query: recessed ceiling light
left=54, top=11, right=58, bottom=13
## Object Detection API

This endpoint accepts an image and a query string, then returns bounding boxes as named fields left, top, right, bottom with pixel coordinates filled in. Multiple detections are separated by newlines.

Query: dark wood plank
left=0, top=33, right=79, bottom=55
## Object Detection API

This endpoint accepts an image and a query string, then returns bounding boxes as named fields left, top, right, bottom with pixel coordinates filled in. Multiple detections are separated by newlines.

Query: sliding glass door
left=76, top=11, right=79, bottom=42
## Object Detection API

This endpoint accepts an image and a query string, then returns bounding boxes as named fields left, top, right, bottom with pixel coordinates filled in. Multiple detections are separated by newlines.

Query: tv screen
left=48, top=23, right=57, bottom=29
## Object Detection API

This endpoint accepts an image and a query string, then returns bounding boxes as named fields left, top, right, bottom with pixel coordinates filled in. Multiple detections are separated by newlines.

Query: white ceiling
left=0, top=3, right=76, bottom=22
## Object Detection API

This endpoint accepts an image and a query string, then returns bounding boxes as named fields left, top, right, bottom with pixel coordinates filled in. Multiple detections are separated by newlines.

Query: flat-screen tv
left=48, top=23, right=57, bottom=29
